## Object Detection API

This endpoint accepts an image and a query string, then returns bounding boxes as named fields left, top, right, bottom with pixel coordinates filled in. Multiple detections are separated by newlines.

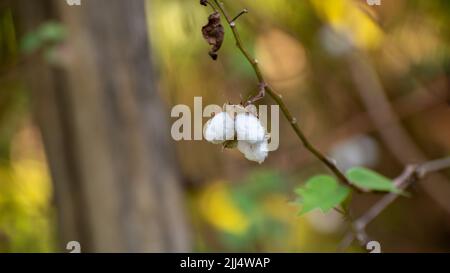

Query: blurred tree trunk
left=12, top=0, right=190, bottom=252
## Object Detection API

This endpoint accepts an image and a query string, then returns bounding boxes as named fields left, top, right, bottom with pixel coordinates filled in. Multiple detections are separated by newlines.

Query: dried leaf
left=202, top=11, right=224, bottom=60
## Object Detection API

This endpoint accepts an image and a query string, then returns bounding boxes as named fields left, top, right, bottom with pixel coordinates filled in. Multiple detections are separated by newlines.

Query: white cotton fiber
left=237, top=139, right=269, bottom=164
left=235, top=113, right=266, bottom=144
left=204, top=112, right=235, bottom=144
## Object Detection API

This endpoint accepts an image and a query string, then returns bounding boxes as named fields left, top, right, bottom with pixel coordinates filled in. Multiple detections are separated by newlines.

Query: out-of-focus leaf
left=20, top=32, right=42, bottom=54
left=38, top=22, right=66, bottom=42
left=235, top=170, right=285, bottom=200
left=197, top=181, right=250, bottom=235
left=346, top=167, right=401, bottom=193
left=20, top=21, right=66, bottom=54
left=295, top=175, right=350, bottom=215
left=311, top=0, right=383, bottom=50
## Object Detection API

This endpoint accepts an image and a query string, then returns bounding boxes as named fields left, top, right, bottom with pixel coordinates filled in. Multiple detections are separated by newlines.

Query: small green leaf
left=20, top=32, right=42, bottom=54
left=295, top=175, right=350, bottom=215
left=20, top=21, right=66, bottom=54
left=38, top=22, right=66, bottom=42
left=346, top=167, right=400, bottom=193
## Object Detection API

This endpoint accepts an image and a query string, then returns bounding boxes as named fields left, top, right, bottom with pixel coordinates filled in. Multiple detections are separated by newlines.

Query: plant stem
left=212, top=0, right=359, bottom=191
left=339, top=156, right=450, bottom=250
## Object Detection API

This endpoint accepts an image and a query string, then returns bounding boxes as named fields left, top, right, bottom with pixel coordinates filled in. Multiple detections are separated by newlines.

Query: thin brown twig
left=230, top=8, right=248, bottom=24
left=211, top=0, right=361, bottom=192
left=348, top=51, right=450, bottom=215
left=339, top=156, right=450, bottom=251
left=204, top=0, right=217, bottom=12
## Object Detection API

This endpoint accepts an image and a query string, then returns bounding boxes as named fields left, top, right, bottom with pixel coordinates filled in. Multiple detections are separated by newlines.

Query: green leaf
left=38, top=22, right=66, bottom=42
left=20, top=32, right=42, bottom=54
left=346, top=167, right=400, bottom=193
left=295, top=175, right=350, bottom=215
left=20, top=21, right=66, bottom=54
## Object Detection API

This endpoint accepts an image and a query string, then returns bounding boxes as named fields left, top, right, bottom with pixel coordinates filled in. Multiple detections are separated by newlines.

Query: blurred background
left=0, top=0, right=449, bottom=252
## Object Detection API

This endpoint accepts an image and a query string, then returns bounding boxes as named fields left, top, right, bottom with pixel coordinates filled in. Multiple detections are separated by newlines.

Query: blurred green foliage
left=0, top=160, right=56, bottom=252
left=20, top=21, right=66, bottom=55
left=0, top=7, right=56, bottom=252
left=0, top=8, right=17, bottom=65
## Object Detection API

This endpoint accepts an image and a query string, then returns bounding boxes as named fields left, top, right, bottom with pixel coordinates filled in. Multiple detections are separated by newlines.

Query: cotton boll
left=237, top=140, right=269, bottom=164
left=235, top=113, right=266, bottom=144
left=224, top=104, right=247, bottom=116
left=253, top=141, right=269, bottom=163
left=237, top=140, right=252, bottom=157
left=204, top=112, right=235, bottom=144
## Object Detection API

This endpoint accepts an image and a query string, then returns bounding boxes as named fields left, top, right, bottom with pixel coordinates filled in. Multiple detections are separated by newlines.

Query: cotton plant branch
left=207, top=0, right=360, bottom=192
left=273, top=85, right=446, bottom=172
left=339, top=156, right=450, bottom=251
left=200, top=1, right=450, bottom=253
left=348, top=52, right=450, bottom=215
